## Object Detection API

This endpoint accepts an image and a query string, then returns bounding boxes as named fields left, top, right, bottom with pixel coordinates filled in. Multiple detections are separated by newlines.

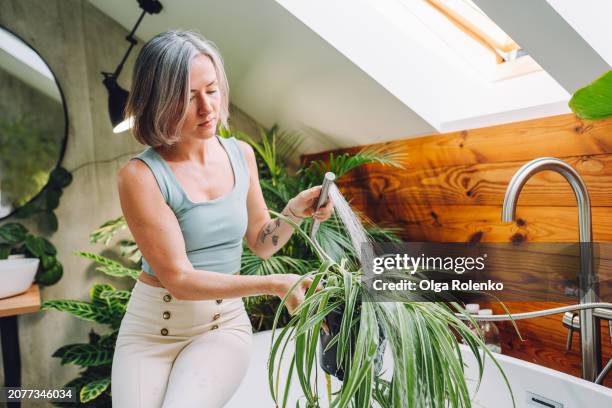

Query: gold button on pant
left=112, top=280, right=253, bottom=407
left=210, top=324, right=219, bottom=330
left=216, top=299, right=223, bottom=304
left=212, top=313, right=221, bottom=321
left=163, top=294, right=172, bottom=302
left=162, top=311, right=171, bottom=320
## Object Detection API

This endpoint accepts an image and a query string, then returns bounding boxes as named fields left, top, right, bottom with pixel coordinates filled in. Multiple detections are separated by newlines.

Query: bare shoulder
left=117, top=158, right=156, bottom=191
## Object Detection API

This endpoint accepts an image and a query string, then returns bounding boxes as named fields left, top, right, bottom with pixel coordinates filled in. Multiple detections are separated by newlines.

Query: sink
left=0, top=257, right=39, bottom=299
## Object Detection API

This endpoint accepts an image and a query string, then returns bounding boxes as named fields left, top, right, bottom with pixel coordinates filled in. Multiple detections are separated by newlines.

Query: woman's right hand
left=271, top=274, right=321, bottom=315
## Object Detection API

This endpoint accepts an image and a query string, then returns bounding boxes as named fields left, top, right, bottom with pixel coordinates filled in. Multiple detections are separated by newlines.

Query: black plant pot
left=319, top=307, right=386, bottom=381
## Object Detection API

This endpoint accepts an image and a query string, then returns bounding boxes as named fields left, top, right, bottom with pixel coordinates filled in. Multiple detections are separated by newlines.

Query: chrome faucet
left=502, top=157, right=601, bottom=382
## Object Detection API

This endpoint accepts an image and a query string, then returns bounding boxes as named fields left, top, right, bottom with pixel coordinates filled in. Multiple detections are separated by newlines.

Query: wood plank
left=304, top=113, right=612, bottom=170
left=335, top=154, right=612, bottom=207
left=0, top=284, right=41, bottom=317
left=354, top=203, right=612, bottom=243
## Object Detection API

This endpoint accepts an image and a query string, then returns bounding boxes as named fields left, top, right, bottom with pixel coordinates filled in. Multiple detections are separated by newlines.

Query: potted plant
left=220, top=125, right=405, bottom=331
left=267, top=218, right=515, bottom=408
left=41, top=232, right=139, bottom=407
left=0, top=222, right=63, bottom=299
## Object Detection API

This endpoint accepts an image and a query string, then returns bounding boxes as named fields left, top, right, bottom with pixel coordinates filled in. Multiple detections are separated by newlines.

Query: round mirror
left=0, top=26, right=68, bottom=219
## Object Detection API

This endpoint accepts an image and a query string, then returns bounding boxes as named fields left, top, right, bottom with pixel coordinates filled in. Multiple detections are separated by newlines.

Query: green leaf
left=76, top=251, right=140, bottom=280
left=25, top=234, right=45, bottom=257
left=569, top=70, right=612, bottom=120
left=0, top=222, right=28, bottom=244
left=41, top=300, right=113, bottom=324
left=40, top=254, right=57, bottom=269
left=302, top=144, right=406, bottom=183
left=49, top=167, right=73, bottom=188
left=36, top=262, right=63, bottom=286
left=80, top=377, right=110, bottom=403
left=241, top=249, right=314, bottom=276
left=99, top=289, right=131, bottom=301
left=53, top=343, right=113, bottom=367
left=90, top=216, right=127, bottom=245
left=39, top=237, right=57, bottom=255
left=90, top=283, right=115, bottom=308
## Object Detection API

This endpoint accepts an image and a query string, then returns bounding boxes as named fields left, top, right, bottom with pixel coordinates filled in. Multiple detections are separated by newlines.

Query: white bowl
left=0, top=257, right=40, bottom=299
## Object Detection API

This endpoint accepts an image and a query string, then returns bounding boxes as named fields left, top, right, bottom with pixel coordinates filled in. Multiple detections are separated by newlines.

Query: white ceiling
left=88, top=0, right=434, bottom=153
left=88, top=0, right=611, bottom=153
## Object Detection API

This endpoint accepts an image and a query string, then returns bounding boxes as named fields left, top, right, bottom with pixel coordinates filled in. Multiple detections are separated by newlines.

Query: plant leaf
left=41, top=300, right=114, bottom=325
left=53, top=343, right=113, bottom=367
left=80, top=377, right=110, bottom=403
left=25, top=234, right=45, bottom=257
left=569, top=70, right=612, bottom=120
left=36, top=262, right=63, bottom=286
left=76, top=251, right=140, bottom=280
left=0, top=222, right=28, bottom=244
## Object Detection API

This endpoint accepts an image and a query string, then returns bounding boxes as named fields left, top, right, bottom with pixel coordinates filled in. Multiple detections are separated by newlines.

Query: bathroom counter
left=0, top=283, right=40, bottom=317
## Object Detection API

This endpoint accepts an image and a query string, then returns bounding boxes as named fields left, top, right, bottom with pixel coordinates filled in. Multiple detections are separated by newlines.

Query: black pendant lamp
left=102, top=0, right=163, bottom=133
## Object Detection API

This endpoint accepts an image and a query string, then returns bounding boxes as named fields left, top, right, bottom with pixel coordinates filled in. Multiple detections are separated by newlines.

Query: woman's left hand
left=288, top=186, right=334, bottom=221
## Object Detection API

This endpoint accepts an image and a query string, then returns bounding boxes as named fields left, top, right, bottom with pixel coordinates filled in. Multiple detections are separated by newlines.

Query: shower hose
left=456, top=302, right=612, bottom=321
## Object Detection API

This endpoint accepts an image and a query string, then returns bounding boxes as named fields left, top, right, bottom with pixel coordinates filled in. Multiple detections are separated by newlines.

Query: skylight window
left=385, top=0, right=543, bottom=81
left=427, top=0, right=520, bottom=62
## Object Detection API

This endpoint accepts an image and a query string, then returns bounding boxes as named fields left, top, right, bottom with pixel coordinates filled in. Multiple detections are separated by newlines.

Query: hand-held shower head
left=310, top=172, right=336, bottom=241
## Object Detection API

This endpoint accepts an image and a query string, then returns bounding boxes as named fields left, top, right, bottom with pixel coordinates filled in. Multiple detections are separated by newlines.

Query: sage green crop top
left=132, top=136, right=249, bottom=276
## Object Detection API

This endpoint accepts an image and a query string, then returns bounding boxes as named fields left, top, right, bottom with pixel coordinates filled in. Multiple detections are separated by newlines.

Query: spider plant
left=219, top=125, right=405, bottom=331
left=268, top=214, right=515, bottom=408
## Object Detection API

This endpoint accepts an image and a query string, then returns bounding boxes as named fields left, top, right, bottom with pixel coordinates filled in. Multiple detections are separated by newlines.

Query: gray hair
left=126, top=30, right=230, bottom=147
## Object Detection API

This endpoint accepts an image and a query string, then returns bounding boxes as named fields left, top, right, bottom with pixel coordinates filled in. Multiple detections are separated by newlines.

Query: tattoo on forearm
left=260, top=217, right=282, bottom=245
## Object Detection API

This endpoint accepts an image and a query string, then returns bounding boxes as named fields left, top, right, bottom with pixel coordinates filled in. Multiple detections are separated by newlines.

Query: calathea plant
left=0, top=222, right=63, bottom=285
left=41, top=226, right=139, bottom=407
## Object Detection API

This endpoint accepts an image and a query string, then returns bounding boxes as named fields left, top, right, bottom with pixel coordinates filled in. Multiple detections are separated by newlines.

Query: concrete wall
left=0, top=0, right=262, bottom=402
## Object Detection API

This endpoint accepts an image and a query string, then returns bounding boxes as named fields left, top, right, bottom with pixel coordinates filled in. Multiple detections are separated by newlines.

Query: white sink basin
left=0, top=257, right=39, bottom=299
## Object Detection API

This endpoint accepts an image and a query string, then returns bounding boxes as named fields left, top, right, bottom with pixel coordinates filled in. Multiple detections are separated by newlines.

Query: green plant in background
left=268, top=216, right=515, bottom=408
left=569, top=70, right=612, bottom=120
left=0, top=222, right=63, bottom=285
left=42, top=240, right=140, bottom=407
left=220, top=125, right=405, bottom=331
left=14, top=166, right=73, bottom=233
left=0, top=115, right=62, bottom=207
left=0, top=115, right=72, bottom=232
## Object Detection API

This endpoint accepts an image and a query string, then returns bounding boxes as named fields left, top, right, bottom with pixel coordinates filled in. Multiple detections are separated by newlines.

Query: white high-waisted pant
left=111, top=280, right=253, bottom=408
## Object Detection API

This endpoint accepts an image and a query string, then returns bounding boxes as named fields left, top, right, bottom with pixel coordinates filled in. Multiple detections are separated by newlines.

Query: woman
left=111, top=30, right=333, bottom=407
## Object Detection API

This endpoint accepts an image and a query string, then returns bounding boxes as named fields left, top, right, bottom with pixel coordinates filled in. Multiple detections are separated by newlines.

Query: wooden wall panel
left=303, top=113, right=612, bottom=387
left=339, top=154, right=612, bottom=207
